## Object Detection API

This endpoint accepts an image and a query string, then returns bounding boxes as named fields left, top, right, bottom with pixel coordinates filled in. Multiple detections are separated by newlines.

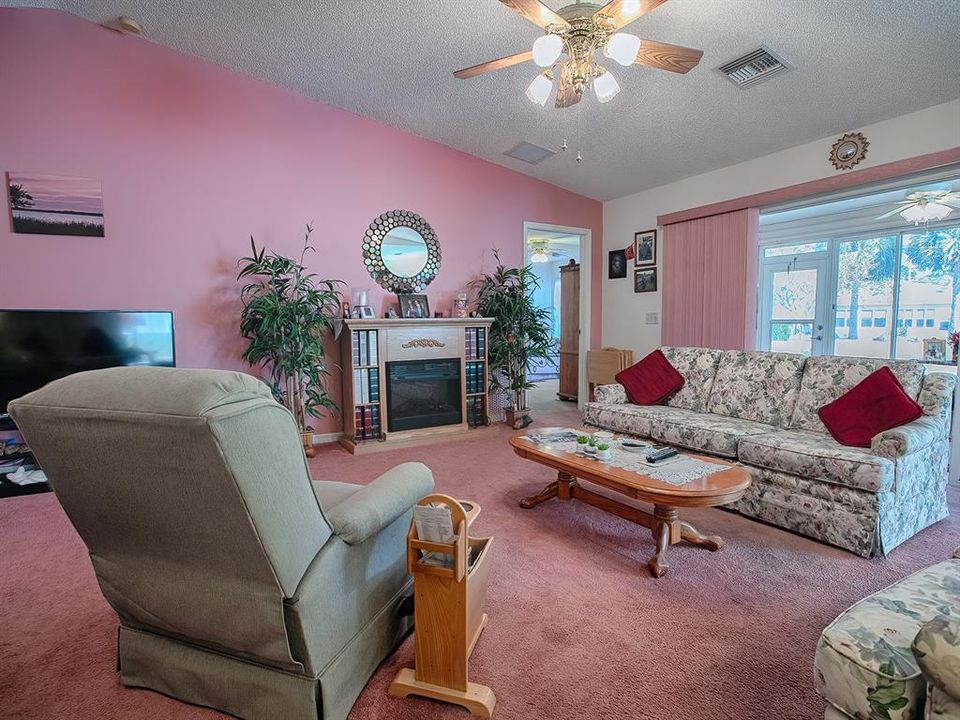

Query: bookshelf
left=339, top=318, right=495, bottom=454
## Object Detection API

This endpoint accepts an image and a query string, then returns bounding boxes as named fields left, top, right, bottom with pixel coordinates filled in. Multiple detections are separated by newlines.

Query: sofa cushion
left=706, top=350, right=806, bottom=427
left=648, top=411, right=777, bottom=458
left=659, top=347, right=723, bottom=412
left=583, top=402, right=693, bottom=439
left=615, top=350, right=684, bottom=405
left=738, top=430, right=894, bottom=492
left=814, top=558, right=960, bottom=720
left=818, top=367, right=923, bottom=448
left=790, top=356, right=924, bottom=433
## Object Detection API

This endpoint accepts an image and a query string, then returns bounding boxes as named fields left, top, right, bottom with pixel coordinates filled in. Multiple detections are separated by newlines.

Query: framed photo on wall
left=608, top=249, right=627, bottom=279
left=923, top=338, right=947, bottom=363
left=634, top=229, right=657, bottom=267
left=398, top=293, right=430, bottom=319
left=634, top=268, right=657, bottom=293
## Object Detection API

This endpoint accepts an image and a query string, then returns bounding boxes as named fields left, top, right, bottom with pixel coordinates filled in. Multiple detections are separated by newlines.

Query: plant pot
left=505, top=407, right=533, bottom=430
left=576, top=441, right=589, bottom=453
left=584, top=445, right=597, bottom=455
left=301, top=431, right=317, bottom=458
left=596, top=449, right=612, bottom=461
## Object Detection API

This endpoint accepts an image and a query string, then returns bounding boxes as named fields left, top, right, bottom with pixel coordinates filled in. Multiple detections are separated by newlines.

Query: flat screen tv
left=0, top=310, right=175, bottom=418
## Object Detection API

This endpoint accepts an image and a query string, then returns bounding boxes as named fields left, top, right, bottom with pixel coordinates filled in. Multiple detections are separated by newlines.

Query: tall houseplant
left=472, top=252, right=555, bottom=426
left=238, top=225, right=344, bottom=455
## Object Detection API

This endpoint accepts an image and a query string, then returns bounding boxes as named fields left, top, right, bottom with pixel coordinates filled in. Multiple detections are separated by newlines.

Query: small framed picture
left=634, top=268, right=657, bottom=293
left=398, top=294, right=430, bottom=319
left=923, top=338, right=947, bottom=362
left=608, top=249, right=627, bottom=279
left=358, top=306, right=376, bottom=319
left=634, top=229, right=657, bottom=267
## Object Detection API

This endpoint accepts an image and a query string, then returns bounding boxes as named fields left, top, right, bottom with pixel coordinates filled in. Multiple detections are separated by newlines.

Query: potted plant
left=576, top=435, right=590, bottom=452
left=596, top=442, right=611, bottom=461
left=951, top=330, right=959, bottom=365
left=585, top=437, right=597, bottom=454
left=471, top=251, right=555, bottom=429
left=238, top=225, right=344, bottom=457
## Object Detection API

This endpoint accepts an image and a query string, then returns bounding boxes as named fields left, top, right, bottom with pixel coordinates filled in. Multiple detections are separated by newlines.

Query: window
left=760, top=225, right=960, bottom=360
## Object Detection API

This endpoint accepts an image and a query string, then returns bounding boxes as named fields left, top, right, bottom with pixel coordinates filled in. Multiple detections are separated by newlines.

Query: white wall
left=602, top=99, right=960, bottom=357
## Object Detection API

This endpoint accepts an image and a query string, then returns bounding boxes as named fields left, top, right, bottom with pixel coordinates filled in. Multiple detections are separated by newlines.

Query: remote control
left=646, top=447, right=679, bottom=463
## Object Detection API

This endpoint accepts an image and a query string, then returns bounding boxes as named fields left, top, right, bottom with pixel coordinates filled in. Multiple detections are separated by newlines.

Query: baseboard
left=312, top=431, right=343, bottom=445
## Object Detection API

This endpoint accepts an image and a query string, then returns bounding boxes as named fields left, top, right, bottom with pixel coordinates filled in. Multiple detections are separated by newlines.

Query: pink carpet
left=2, top=394, right=958, bottom=719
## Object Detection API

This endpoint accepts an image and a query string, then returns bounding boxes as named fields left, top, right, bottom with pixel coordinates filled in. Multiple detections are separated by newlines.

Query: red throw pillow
left=615, top=350, right=684, bottom=405
left=817, top=366, right=923, bottom=447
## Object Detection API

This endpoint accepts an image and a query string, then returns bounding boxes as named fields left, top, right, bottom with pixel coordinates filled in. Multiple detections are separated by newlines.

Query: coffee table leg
left=520, top=471, right=576, bottom=509
left=680, top=521, right=724, bottom=551
left=648, top=505, right=679, bottom=578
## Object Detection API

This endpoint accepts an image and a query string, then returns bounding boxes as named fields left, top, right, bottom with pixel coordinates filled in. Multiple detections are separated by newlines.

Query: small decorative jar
left=453, top=293, right=469, bottom=319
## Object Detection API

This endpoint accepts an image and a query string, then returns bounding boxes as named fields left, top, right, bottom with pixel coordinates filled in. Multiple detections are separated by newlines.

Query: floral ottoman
left=815, top=548, right=960, bottom=719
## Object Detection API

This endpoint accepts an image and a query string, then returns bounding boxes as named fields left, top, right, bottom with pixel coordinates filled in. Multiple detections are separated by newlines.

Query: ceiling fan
left=876, top=189, right=960, bottom=226
left=529, top=238, right=573, bottom=262
left=454, top=0, right=703, bottom=108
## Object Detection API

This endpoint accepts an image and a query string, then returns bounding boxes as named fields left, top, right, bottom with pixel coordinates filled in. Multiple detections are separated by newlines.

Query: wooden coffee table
left=509, top=434, right=751, bottom=578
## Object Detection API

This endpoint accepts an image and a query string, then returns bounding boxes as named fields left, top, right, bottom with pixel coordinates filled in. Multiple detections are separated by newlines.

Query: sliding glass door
left=759, top=225, right=960, bottom=361
left=759, top=247, right=830, bottom=356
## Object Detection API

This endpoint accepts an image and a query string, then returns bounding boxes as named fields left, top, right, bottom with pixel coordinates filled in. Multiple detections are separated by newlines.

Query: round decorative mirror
left=363, top=210, right=440, bottom=292
left=829, top=132, right=869, bottom=171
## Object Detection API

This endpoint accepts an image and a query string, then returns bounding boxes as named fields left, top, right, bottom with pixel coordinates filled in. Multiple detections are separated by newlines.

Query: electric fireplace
left=386, top=359, right=462, bottom=432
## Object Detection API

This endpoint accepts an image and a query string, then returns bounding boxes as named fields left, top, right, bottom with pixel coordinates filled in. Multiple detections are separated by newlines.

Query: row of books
left=354, top=405, right=381, bottom=440
left=466, top=396, right=488, bottom=428
left=465, top=360, right=485, bottom=395
left=352, top=330, right=379, bottom=367
left=353, top=368, right=380, bottom=404
left=464, top=327, right=486, bottom=361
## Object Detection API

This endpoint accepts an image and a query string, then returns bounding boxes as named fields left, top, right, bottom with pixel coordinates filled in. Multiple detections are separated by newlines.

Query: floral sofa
left=584, top=347, right=957, bottom=557
left=815, top=547, right=960, bottom=720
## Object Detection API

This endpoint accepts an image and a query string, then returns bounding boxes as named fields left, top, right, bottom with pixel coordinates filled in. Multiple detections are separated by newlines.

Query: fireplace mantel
left=339, top=317, right=494, bottom=453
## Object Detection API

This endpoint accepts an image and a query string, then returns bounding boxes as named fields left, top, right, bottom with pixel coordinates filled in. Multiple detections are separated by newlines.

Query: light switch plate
left=645, top=312, right=659, bottom=325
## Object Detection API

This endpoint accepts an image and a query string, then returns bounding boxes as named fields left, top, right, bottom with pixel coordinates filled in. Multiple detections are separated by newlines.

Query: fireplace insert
left=386, top=359, right=462, bottom=432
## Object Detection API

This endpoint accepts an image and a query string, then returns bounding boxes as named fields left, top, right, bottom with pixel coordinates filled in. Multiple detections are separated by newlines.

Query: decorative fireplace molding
left=339, top=317, right=494, bottom=454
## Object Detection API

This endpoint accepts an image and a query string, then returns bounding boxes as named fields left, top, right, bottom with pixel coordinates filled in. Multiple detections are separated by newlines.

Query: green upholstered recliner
left=9, top=367, right=434, bottom=720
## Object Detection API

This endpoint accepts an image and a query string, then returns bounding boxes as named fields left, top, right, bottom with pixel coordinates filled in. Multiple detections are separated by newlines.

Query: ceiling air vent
left=718, top=47, right=788, bottom=88
left=504, top=141, right=556, bottom=165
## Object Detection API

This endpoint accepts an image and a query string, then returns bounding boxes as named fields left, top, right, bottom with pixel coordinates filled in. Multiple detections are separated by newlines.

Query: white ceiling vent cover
left=718, top=47, right=789, bottom=88
left=505, top=142, right=556, bottom=165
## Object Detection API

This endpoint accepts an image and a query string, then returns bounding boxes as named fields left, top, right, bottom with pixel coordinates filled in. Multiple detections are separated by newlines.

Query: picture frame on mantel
left=608, top=249, right=627, bottom=279
left=634, top=229, right=656, bottom=267
left=398, top=293, right=430, bottom=319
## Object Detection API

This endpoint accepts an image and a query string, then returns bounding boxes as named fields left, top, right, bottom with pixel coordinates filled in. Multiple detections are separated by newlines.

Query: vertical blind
left=661, top=208, right=760, bottom=350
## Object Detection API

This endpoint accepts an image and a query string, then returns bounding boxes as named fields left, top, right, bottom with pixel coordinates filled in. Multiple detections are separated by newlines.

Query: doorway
left=522, top=222, right=591, bottom=406
left=758, top=247, right=830, bottom=356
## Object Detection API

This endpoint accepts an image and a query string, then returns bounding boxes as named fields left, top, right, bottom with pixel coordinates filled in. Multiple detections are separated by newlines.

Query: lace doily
left=525, top=438, right=727, bottom=486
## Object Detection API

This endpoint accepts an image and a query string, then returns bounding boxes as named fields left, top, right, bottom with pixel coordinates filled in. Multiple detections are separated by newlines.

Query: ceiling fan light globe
left=604, top=33, right=641, bottom=66
left=531, top=249, right=550, bottom=263
left=525, top=74, right=553, bottom=106
left=900, top=205, right=926, bottom=224
left=924, top=202, right=953, bottom=221
left=594, top=71, right=621, bottom=103
left=532, top=34, right=563, bottom=67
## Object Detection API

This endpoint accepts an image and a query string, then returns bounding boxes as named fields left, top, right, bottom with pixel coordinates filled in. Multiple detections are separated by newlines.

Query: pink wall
left=0, top=8, right=602, bottom=434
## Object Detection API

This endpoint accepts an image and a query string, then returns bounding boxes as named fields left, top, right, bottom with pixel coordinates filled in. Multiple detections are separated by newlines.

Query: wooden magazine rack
left=389, top=494, right=495, bottom=717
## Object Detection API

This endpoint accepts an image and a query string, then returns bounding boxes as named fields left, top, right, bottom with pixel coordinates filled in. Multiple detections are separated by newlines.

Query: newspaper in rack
left=413, top=503, right=456, bottom=567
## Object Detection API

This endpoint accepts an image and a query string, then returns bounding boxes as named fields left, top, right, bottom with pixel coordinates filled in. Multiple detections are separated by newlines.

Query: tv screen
left=0, top=310, right=175, bottom=415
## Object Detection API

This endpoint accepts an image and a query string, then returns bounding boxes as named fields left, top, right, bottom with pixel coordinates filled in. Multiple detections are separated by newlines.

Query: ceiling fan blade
left=875, top=206, right=911, bottom=220
left=499, top=0, right=570, bottom=29
left=453, top=50, right=534, bottom=79
left=634, top=39, right=703, bottom=73
left=593, top=0, right=667, bottom=29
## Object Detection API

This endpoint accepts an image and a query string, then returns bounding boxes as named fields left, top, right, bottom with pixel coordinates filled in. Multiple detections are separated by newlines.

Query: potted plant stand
left=389, top=494, right=495, bottom=717
left=504, top=407, right=532, bottom=430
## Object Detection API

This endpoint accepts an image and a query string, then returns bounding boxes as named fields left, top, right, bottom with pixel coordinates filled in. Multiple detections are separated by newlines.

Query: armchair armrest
left=912, top=615, right=960, bottom=701
left=325, top=462, right=434, bottom=545
left=595, top=383, right=627, bottom=404
left=871, top=415, right=943, bottom=460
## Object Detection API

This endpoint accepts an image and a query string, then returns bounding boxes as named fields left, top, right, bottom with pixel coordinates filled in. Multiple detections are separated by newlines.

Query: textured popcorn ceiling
left=9, top=0, right=960, bottom=200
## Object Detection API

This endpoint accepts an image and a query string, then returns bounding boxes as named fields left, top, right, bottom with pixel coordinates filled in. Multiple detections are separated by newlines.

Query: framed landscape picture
left=634, top=229, right=656, bottom=267
left=7, top=172, right=104, bottom=237
left=634, top=268, right=657, bottom=293
left=608, top=249, right=627, bottom=279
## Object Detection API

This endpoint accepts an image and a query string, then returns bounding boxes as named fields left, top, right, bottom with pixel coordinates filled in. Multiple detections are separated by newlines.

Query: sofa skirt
left=730, top=459, right=949, bottom=558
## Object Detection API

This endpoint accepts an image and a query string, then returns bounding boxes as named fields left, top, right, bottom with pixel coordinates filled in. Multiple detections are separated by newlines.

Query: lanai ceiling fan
left=454, top=0, right=703, bottom=108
